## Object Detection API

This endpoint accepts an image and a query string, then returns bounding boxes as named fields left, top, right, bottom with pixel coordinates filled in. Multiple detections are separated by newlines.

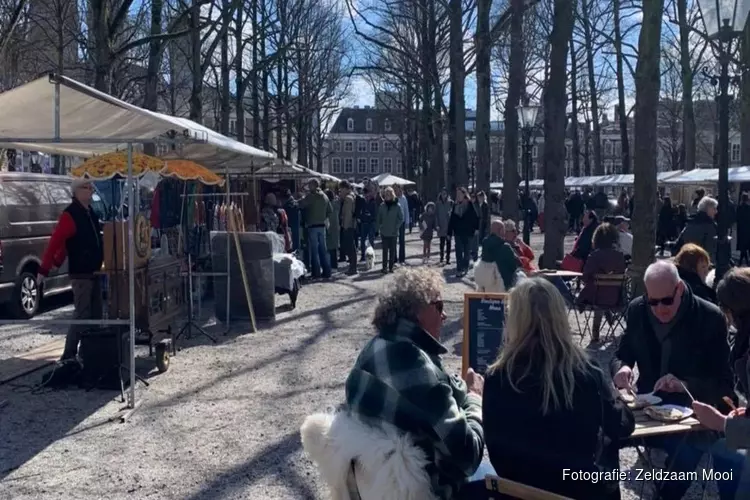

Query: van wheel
left=12, top=271, right=40, bottom=319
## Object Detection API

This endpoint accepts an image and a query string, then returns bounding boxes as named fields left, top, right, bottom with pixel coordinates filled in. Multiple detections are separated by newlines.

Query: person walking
left=436, top=189, right=453, bottom=265
left=299, top=178, right=332, bottom=279
left=339, top=181, right=358, bottom=275
left=448, top=187, right=479, bottom=278
left=419, top=202, right=437, bottom=263
left=377, top=187, right=404, bottom=273
left=394, top=184, right=410, bottom=264
left=38, top=178, right=104, bottom=361
left=325, top=189, right=340, bottom=270
left=737, top=192, right=750, bottom=265
left=657, top=196, right=676, bottom=256
left=358, top=188, right=378, bottom=261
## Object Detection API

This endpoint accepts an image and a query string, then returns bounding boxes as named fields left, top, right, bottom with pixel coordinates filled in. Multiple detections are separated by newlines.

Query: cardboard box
left=103, top=215, right=151, bottom=270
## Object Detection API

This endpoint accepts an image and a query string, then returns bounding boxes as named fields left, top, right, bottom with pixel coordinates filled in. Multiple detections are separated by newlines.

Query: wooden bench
left=485, top=475, right=574, bottom=500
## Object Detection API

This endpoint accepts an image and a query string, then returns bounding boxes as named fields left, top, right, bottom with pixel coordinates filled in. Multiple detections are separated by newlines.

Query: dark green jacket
left=480, top=234, right=520, bottom=289
left=345, top=318, right=484, bottom=499
left=300, top=189, right=332, bottom=227
left=377, top=200, right=404, bottom=237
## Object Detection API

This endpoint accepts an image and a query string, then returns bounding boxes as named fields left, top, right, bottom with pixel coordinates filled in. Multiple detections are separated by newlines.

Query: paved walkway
left=0, top=231, right=716, bottom=499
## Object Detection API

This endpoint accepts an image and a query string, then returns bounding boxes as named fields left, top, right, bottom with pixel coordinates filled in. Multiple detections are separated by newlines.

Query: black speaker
left=79, top=327, right=131, bottom=390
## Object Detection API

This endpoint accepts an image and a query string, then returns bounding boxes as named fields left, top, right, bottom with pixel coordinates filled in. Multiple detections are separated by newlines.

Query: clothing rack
left=177, top=191, right=251, bottom=337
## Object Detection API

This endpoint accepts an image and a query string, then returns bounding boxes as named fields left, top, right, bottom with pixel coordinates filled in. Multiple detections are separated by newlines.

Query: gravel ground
left=0, top=230, right=718, bottom=499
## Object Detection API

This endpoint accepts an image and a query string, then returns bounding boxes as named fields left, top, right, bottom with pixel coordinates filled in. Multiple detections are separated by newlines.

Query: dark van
left=0, top=172, right=106, bottom=318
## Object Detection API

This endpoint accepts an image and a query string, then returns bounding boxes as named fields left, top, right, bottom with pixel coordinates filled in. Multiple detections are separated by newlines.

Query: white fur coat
left=300, top=412, right=436, bottom=500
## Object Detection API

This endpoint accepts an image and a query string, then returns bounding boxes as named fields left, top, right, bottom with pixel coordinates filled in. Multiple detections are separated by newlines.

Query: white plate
left=631, top=393, right=662, bottom=409
left=644, top=404, right=694, bottom=422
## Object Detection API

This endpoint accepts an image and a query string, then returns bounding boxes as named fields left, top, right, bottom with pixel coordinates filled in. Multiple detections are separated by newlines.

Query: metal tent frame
left=0, top=74, right=274, bottom=421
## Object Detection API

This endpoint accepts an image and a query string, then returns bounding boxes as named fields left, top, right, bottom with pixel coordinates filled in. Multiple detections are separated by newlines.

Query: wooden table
left=630, top=408, right=703, bottom=439
left=535, top=270, right=583, bottom=280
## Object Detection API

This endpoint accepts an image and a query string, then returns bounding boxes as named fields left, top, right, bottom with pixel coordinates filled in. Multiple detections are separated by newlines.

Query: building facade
left=323, top=107, right=405, bottom=181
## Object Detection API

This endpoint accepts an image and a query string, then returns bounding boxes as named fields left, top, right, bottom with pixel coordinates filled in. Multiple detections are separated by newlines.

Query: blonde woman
left=482, top=278, right=634, bottom=499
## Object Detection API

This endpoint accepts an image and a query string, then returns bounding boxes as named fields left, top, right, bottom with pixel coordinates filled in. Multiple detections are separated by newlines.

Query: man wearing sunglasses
left=611, top=260, right=735, bottom=500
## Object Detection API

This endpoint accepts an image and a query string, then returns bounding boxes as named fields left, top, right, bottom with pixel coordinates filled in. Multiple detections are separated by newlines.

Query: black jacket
left=484, top=358, right=634, bottom=499
left=610, top=287, right=734, bottom=412
left=64, top=199, right=103, bottom=276
left=677, top=211, right=717, bottom=261
left=447, top=202, right=478, bottom=239
left=677, top=266, right=717, bottom=304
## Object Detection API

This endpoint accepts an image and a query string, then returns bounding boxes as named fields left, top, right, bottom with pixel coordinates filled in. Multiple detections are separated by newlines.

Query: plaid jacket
left=345, top=318, right=484, bottom=499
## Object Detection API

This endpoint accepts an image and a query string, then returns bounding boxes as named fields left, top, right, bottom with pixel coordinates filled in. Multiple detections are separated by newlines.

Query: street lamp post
left=696, top=0, right=750, bottom=283
left=518, top=103, right=540, bottom=245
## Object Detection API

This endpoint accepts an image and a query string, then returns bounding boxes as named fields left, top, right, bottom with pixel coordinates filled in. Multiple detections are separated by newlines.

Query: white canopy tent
left=253, top=159, right=341, bottom=183
left=0, top=74, right=274, bottom=168
left=371, top=173, right=416, bottom=186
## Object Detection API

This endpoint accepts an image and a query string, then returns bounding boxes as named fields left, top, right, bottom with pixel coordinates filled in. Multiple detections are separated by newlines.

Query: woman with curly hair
left=344, top=267, right=485, bottom=498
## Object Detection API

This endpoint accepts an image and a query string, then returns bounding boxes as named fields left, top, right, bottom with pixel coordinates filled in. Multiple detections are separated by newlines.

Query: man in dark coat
left=38, top=178, right=104, bottom=360
left=612, top=260, right=734, bottom=500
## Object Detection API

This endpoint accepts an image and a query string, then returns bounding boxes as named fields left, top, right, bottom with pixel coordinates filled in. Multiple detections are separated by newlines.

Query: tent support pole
left=225, top=165, right=231, bottom=332
left=127, top=144, right=137, bottom=409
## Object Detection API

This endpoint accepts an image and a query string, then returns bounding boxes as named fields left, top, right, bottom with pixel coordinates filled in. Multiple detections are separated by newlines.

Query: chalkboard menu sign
left=462, top=292, right=507, bottom=376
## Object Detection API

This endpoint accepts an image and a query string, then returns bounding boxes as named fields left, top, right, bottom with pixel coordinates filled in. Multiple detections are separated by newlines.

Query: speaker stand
left=175, top=254, right=217, bottom=346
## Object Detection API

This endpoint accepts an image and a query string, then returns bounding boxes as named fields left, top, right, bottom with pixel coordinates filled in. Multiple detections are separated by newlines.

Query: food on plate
left=644, top=405, right=686, bottom=422
left=619, top=390, right=636, bottom=404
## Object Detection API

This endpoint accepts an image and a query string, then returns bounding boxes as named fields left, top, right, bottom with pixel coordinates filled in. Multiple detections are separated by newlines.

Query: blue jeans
left=649, top=434, right=743, bottom=500
left=359, top=221, right=375, bottom=259
left=308, top=226, right=331, bottom=278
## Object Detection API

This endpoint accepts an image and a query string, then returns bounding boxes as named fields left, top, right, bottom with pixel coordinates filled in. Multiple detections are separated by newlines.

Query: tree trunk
left=91, top=0, right=110, bottom=92
left=475, top=0, right=492, bottom=195
left=570, top=37, right=581, bottom=178
left=581, top=0, right=602, bottom=175
left=251, top=0, right=261, bottom=146
left=631, top=0, right=664, bottom=293
left=503, top=0, right=524, bottom=222
left=448, top=0, right=467, bottom=189
left=613, top=0, right=631, bottom=174
left=678, top=0, right=696, bottom=171
left=583, top=120, right=591, bottom=176
left=542, top=0, right=575, bottom=268
left=189, top=0, right=203, bottom=122
left=143, top=0, right=163, bottom=156
left=235, top=4, right=246, bottom=144
left=429, top=0, right=444, bottom=198
left=220, top=0, right=231, bottom=136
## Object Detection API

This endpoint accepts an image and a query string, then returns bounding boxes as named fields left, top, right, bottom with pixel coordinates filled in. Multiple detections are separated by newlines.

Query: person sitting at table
left=483, top=277, right=635, bottom=500
left=560, top=210, right=598, bottom=272
left=673, top=243, right=717, bottom=304
left=503, top=220, right=536, bottom=273
left=692, top=267, right=750, bottom=500
left=576, top=222, right=626, bottom=343
left=474, top=219, right=522, bottom=293
left=611, top=260, right=735, bottom=500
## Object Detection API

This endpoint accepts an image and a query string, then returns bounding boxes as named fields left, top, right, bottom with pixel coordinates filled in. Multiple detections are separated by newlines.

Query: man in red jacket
left=38, top=178, right=104, bottom=360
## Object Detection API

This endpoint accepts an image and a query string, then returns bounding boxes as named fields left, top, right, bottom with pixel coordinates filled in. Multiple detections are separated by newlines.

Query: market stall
left=0, top=73, right=274, bottom=418
left=370, top=173, right=416, bottom=187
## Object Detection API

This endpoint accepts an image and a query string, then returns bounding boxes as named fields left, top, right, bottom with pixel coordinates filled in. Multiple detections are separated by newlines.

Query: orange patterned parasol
left=160, top=160, right=225, bottom=186
left=71, top=152, right=165, bottom=180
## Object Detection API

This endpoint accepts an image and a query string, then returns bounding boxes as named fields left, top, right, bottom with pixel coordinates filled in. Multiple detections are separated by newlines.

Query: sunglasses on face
left=431, top=300, right=444, bottom=314
left=646, top=286, right=678, bottom=307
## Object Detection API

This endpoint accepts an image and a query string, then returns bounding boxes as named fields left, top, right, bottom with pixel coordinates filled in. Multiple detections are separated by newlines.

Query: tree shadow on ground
left=182, top=431, right=318, bottom=500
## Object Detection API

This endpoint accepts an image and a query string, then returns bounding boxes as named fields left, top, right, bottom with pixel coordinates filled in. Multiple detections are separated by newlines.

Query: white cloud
left=343, top=75, right=374, bottom=107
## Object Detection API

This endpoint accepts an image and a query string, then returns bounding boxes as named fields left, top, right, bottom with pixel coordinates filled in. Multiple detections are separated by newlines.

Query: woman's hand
left=730, top=407, right=746, bottom=418
left=692, top=401, right=728, bottom=431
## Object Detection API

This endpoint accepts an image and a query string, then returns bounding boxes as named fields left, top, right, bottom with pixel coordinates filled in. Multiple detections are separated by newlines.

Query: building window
left=613, top=141, right=620, bottom=158
left=347, top=118, right=354, bottom=131
left=532, top=145, right=538, bottom=159
left=565, top=145, right=571, bottom=159
left=732, top=143, right=741, bottom=162
left=229, top=119, right=237, bottom=135
left=384, top=119, right=391, bottom=132
left=396, top=158, right=403, bottom=174
left=370, top=158, right=379, bottom=173
left=332, top=158, right=341, bottom=173
left=344, top=141, right=353, bottom=152
left=344, top=158, right=353, bottom=173
left=614, top=162, right=622, bottom=173
left=323, top=160, right=329, bottom=173
left=371, top=141, right=379, bottom=153
left=604, top=140, right=612, bottom=156
left=358, top=141, right=367, bottom=152
left=366, top=118, right=373, bottom=132
left=395, top=140, right=401, bottom=150
left=333, top=141, right=341, bottom=152
left=384, top=141, right=393, bottom=152
left=358, top=158, right=367, bottom=173
left=383, top=158, right=393, bottom=173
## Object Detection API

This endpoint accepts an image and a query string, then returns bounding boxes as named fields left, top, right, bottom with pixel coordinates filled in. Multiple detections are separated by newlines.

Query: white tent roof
left=664, top=168, right=719, bottom=184
left=254, top=159, right=340, bottom=183
left=0, top=74, right=274, bottom=169
left=372, top=173, right=416, bottom=186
